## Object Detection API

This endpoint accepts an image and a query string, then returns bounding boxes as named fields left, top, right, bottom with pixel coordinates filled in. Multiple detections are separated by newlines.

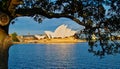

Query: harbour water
left=8, top=42, right=120, bottom=69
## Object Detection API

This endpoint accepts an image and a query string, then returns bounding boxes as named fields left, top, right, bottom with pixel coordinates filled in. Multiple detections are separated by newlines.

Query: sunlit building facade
left=45, top=24, right=76, bottom=39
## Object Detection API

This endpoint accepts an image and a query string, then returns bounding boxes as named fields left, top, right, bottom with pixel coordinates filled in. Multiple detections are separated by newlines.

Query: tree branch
left=15, top=8, right=86, bottom=26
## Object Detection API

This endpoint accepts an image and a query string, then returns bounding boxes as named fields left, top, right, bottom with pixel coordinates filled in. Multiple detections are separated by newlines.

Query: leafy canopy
left=0, top=0, right=119, bottom=33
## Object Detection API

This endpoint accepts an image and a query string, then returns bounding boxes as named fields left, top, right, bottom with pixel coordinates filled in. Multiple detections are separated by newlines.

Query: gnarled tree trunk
left=0, top=12, right=12, bottom=69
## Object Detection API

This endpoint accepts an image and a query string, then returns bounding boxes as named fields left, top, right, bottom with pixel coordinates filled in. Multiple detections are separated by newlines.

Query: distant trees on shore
left=11, top=32, right=19, bottom=42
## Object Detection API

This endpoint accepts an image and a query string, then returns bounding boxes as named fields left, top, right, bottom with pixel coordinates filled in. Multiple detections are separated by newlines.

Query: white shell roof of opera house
left=44, top=24, right=76, bottom=38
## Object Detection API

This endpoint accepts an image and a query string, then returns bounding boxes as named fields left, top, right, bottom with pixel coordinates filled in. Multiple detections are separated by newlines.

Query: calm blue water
left=8, top=42, right=120, bottom=69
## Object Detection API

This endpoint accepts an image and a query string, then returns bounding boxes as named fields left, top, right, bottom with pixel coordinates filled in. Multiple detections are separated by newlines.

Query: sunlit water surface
left=9, top=42, right=120, bottom=69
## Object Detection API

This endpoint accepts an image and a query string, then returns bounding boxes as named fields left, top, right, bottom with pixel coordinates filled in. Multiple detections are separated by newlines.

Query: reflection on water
left=9, top=42, right=120, bottom=69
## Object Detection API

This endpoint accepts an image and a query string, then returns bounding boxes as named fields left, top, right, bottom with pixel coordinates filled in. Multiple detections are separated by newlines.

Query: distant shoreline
left=13, top=39, right=87, bottom=44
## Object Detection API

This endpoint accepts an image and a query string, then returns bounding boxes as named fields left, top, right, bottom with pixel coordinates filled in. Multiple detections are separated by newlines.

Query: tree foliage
left=0, top=0, right=120, bottom=56
left=11, top=32, right=19, bottom=42
left=0, top=0, right=119, bottom=30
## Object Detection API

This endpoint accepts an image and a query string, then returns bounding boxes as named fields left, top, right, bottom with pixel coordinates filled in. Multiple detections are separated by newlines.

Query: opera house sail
left=45, top=24, right=76, bottom=39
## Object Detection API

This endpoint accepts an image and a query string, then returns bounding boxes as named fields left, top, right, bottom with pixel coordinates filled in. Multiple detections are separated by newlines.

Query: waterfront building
left=34, top=35, right=46, bottom=39
left=44, top=24, right=76, bottom=39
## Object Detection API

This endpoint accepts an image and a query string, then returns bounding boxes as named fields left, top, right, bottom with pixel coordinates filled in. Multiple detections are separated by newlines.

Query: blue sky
left=9, top=17, right=84, bottom=35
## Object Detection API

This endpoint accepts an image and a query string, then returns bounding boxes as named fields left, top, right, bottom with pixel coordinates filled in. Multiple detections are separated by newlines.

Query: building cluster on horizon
left=17, top=24, right=78, bottom=42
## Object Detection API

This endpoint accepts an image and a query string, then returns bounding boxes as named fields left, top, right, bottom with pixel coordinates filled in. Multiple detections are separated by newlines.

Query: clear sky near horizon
left=9, top=17, right=84, bottom=35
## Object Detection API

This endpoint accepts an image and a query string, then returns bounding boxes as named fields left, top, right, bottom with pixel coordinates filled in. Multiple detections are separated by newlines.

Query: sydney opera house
left=44, top=24, right=76, bottom=39
left=16, top=24, right=78, bottom=43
